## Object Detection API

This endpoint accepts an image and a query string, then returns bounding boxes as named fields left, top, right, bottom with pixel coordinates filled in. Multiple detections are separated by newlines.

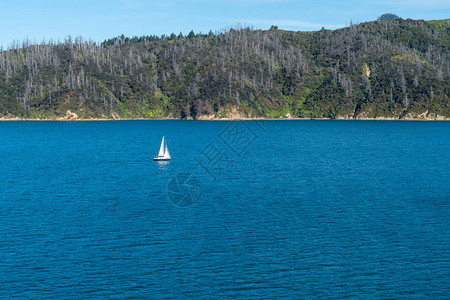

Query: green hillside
left=0, top=18, right=449, bottom=120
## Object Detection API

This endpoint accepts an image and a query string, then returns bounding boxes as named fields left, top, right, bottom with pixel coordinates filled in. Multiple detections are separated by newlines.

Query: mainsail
left=158, top=136, right=165, bottom=157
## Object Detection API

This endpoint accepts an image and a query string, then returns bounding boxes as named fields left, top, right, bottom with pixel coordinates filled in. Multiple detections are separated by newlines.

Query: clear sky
left=1, top=0, right=449, bottom=48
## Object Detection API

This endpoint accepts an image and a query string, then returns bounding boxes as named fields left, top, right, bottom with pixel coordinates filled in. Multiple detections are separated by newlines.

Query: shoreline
left=2, top=107, right=447, bottom=121
left=0, top=117, right=449, bottom=122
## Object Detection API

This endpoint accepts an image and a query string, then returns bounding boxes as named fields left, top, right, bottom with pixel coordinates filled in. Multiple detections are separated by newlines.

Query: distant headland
left=0, top=16, right=449, bottom=121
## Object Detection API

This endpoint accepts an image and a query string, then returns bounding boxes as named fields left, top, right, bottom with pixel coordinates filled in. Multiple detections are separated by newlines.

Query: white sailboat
left=154, top=136, right=171, bottom=161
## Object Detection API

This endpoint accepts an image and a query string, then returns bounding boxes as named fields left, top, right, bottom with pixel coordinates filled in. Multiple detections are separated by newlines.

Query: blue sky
left=1, top=0, right=449, bottom=48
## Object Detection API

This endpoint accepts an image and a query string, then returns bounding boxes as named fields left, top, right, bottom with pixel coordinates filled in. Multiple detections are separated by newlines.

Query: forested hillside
left=0, top=18, right=449, bottom=120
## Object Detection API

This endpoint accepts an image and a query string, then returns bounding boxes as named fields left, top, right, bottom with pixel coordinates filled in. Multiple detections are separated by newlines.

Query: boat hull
left=154, top=158, right=171, bottom=161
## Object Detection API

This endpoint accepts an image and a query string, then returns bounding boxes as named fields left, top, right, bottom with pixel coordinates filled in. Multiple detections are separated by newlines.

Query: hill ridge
left=0, top=18, right=448, bottom=120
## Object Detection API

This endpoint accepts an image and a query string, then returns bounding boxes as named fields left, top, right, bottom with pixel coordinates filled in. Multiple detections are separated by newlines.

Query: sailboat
left=154, top=136, right=171, bottom=161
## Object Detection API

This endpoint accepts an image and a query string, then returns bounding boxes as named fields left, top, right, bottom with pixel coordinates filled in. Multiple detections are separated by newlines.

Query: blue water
left=0, top=120, right=448, bottom=298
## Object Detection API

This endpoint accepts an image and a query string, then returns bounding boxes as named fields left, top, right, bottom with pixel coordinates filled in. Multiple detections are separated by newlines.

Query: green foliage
left=426, top=19, right=450, bottom=32
left=0, top=18, right=448, bottom=120
left=378, top=13, right=400, bottom=21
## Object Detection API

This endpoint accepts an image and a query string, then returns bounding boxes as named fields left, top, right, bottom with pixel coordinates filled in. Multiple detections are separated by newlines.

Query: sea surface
left=0, top=120, right=448, bottom=298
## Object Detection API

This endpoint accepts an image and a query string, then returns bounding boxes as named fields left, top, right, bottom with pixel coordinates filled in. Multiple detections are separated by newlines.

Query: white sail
left=158, top=136, right=165, bottom=157
left=163, top=143, right=171, bottom=159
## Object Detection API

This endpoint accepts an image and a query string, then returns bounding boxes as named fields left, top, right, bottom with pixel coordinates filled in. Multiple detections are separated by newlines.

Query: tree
left=187, top=30, right=196, bottom=39
left=378, top=13, right=400, bottom=21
